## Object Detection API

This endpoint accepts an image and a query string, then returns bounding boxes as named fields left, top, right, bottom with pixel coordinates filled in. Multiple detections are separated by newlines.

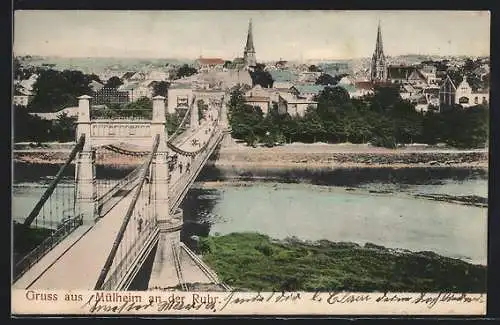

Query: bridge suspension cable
left=23, top=135, right=85, bottom=227
left=167, top=105, right=191, bottom=144
left=94, top=134, right=160, bottom=290
left=14, top=135, right=86, bottom=281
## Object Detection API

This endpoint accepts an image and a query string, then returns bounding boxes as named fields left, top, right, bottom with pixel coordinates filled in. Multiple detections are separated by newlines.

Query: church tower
left=243, top=19, right=257, bottom=68
left=370, top=21, right=387, bottom=83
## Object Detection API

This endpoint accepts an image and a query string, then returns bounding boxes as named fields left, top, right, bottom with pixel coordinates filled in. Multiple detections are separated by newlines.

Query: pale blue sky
left=14, top=10, right=490, bottom=61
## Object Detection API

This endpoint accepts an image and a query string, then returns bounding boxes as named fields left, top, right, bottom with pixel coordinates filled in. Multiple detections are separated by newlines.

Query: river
left=12, top=167, right=488, bottom=266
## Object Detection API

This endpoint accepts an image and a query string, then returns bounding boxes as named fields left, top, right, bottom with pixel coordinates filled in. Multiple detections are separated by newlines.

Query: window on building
left=459, top=96, right=469, bottom=104
left=482, top=97, right=488, bottom=104
left=474, top=97, right=479, bottom=104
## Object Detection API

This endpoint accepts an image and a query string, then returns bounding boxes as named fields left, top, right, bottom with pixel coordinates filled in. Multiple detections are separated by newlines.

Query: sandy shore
left=213, top=142, right=488, bottom=169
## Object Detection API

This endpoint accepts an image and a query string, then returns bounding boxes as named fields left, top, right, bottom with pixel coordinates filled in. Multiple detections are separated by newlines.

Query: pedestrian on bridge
left=138, top=218, right=143, bottom=233
left=179, top=162, right=183, bottom=174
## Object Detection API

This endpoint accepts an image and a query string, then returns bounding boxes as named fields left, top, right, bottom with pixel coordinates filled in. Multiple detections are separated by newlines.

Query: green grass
left=199, top=232, right=486, bottom=292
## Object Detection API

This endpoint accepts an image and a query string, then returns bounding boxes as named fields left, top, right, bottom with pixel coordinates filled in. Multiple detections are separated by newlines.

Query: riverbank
left=13, top=142, right=488, bottom=169
left=213, top=143, right=488, bottom=169
left=198, top=232, right=486, bottom=292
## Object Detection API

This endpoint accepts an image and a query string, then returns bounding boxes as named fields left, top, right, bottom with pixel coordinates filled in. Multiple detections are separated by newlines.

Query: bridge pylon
left=75, top=95, right=97, bottom=224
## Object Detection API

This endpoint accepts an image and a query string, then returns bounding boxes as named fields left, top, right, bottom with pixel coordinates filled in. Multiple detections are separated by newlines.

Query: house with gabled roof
left=439, top=75, right=489, bottom=109
left=121, top=71, right=136, bottom=81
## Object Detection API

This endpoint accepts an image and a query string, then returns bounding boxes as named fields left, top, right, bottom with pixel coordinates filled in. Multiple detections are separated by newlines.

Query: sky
left=13, top=10, right=491, bottom=61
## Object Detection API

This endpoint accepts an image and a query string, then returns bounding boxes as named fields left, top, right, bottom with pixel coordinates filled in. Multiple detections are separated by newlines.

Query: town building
left=275, top=60, right=289, bottom=70
left=297, top=71, right=322, bottom=84
left=269, top=70, right=297, bottom=83
left=337, top=82, right=375, bottom=99
left=92, top=87, right=130, bottom=105
left=13, top=95, right=31, bottom=107
left=146, top=70, right=170, bottom=81
left=420, top=65, right=440, bottom=86
left=195, top=58, right=225, bottom=73
left=244, top=95, right=271, bottom=115
left=119, top=82, right=153, bottom=101
left=370, top=22, right=387, bottom=83
left=387, top=65, right=419, bottom=84
left=167, top=84, right=194, bottom=114
left=319, top=62, right=351, bottom=77
left=90, top=80, right=104, bottom=92
left=454, top=77, right=489, bottom=107
left=438, top=75, right=489, bottom=109
left=278, top=92, right=317, bottom=117
left=273, top=82, right=294, bottom=90
left=294, top=84, right=326, bottom=101
left=243, top=19, right=257, bottom=68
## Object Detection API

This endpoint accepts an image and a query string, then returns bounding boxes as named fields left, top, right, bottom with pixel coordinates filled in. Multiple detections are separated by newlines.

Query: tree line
left=227, top=85, right=488, bottom=149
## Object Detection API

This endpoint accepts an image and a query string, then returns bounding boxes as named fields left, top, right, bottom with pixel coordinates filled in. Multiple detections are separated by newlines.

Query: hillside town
left=14, top=19, right=490, bottom=123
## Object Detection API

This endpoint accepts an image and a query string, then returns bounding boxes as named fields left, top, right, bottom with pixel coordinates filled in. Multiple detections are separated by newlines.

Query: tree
left=13, top=106, right=52, bottom=142
left=123, top=97, right=153, bottom=118
left=152, top=81, right=170, bottom=97
left=88, top=74, right=102, bottom=83
left=250, top=65, right=274, bottom=88
left=104, top=76, right=123, bottom=89
left=315, top=74, right=337, bottom=86
left=52, top=112, right=77, bottom=142
left=308, top=65, right=322, bottom=72
left=316, top=86, right=350, bottom=119
left=370, top=86, right=401, bottom=111
left=28, top=69, right=93, bottom=112
left=227, top=88, right=265, bottom=141
left=177, top=64, right=197, bottom=79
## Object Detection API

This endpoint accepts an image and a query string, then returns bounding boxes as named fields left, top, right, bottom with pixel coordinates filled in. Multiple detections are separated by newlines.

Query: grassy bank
left=199, top=232, right=486, bottom=292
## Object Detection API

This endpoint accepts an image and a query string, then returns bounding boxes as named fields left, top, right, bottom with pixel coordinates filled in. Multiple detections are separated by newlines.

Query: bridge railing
left=100, top=218, right=158, bottom=290
left=94, top=134, right=160, bottom=290
left=179, top=242, right=231, bottom=291
left=13, top=215, right=83, bottom=281
left=169, top=127, right=224, bottom=212
left=172, top=242, right=188, bottom=291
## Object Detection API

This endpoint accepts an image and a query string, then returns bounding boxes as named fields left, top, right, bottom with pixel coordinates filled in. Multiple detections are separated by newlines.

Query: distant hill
left=14, top=56, right=195, bottom=74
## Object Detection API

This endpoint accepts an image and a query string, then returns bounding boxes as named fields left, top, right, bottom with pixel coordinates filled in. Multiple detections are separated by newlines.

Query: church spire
left=243, top=18, right=257, bottom=68
left=245, top=19, right=255, bottom=53
left=370, top=20, right=387, bottom=83
left=374, top=20, right=384, bottom=57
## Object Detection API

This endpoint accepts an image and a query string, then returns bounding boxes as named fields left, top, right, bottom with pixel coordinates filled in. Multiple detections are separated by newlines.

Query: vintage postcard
left=11, top=10, right=489, bottom=316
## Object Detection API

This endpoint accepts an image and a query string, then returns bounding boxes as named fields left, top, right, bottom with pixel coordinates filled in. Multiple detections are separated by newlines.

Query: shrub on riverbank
left=199, top=232, right=486, bottom=292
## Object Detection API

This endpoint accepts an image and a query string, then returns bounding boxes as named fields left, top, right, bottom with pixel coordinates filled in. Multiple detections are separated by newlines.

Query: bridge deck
left=13, top=225, right=93, bottom=289
left=23, top=187, right=137, bottom=290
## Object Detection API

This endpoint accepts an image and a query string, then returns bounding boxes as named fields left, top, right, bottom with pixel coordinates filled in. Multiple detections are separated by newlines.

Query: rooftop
left=244, top=96, right=270, bottom=102
left=269, top=70, right=297, bottom=82
left=294, top=84, right=326, bottom=94
left=197, top=58, right=225, bottom=65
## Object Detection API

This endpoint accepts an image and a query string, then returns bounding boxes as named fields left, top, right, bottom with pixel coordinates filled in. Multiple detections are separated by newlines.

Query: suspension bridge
left=13, top=93, right=232, bottom=291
